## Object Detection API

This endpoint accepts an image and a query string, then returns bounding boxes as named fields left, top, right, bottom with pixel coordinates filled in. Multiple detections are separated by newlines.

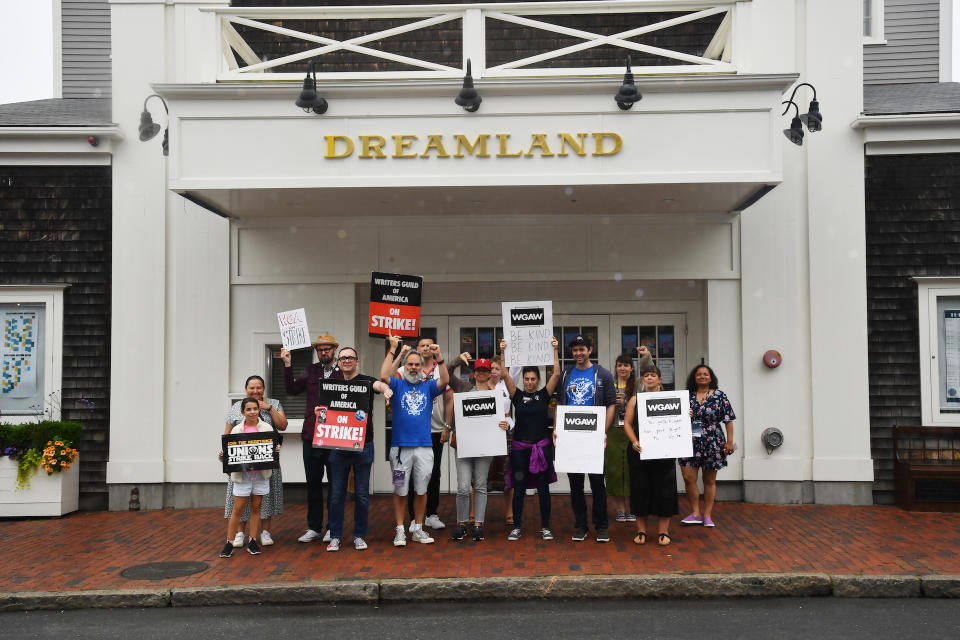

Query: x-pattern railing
left=210, top=1, right=737, bottom=82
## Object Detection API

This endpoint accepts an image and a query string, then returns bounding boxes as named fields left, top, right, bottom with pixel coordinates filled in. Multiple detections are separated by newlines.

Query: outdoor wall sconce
left=781, top=82, right=823, bottom=145
left=455, top=59, right=482, bottom=112
left=138, top=94, right=169, bottom=156
left=295, top=62, right=328, bottom=115
left=761, top=427, right=784, bottom=454
left=615, top=55, right=641, bottom=110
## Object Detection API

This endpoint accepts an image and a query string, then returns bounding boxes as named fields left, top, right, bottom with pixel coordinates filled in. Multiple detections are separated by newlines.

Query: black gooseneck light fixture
left=615, top=55, right=641, bottom=110
left=781, top=100, right=804, bottom=146
left=295, top=61, right=328, bottom=115
left=138, top=94, right=169, bottom=156
left=781, top=82, right=823, bottom=145
left=455, top=59, right=482, bottom=112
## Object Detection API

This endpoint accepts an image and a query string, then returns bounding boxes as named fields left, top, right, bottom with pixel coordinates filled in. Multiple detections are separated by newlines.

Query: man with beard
left=404, top=336, right=451, bottom=531
left=380, top=333, right=449, bottom=546
left=281, top=334, right=343, bottom=543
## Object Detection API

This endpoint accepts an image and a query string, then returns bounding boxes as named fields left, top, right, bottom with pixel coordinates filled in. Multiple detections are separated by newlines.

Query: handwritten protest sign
left=635, top=390, right=693, bottom=460
left=453, top=391, right=507, bottom=458
left=553, top=405, right=606, bottom=474
left=501, top=301, right=554, bottom=367
left=222, top=432, right=281, bottom=474
left=369, top=272, right=423, bottom=338
left=276, top=308, right=311, bottom=350
left=313, top=379, right=372, bottom=450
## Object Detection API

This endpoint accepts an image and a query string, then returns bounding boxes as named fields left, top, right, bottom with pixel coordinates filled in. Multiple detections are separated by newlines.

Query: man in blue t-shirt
left=556, top=335, right=617, bottom=543
left=380, top=333, right=449, bottom=547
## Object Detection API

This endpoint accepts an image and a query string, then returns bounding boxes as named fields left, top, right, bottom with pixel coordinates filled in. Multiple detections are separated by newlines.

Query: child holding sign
left=219, top=397, right=277, bottom=558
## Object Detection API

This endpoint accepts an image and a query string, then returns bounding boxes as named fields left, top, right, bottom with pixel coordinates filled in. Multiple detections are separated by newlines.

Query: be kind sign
left=635, top=390, right=693, bottom=460
left=502, top=301, right=553, bottom=367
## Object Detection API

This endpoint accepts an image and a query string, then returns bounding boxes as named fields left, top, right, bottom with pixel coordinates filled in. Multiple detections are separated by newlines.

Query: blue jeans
left=327, top=443, right=375, bottom=540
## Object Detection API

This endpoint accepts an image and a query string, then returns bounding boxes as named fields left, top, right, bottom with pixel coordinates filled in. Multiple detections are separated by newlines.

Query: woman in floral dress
left=678, top=364, right=735, bottom=528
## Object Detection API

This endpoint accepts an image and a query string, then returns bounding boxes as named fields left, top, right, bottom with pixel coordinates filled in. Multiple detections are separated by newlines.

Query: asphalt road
left=3, top=598, right=960, bottom=639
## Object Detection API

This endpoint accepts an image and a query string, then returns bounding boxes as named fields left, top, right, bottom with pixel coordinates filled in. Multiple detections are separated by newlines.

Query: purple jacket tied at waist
left=511, top=438, right=557, bottom=487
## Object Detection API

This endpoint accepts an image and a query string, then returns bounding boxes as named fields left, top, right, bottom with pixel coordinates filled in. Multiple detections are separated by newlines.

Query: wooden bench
left=894, top=426, right=960, bottom=512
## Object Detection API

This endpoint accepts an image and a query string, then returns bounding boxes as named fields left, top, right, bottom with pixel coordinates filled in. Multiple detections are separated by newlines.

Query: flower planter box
left=0, top=456, right=79, bottom=517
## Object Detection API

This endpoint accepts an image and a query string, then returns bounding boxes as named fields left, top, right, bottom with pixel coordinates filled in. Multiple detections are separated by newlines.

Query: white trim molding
left=915, top=277, right=960, bottom=427
left=853, top=113, right=960, bottom=155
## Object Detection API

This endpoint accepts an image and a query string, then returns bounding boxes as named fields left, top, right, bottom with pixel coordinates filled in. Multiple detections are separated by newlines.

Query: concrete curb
left=921, top=575, right=960, bottom=597
left=3, top=574, right=960, bottom=612
left=170, top=581, right=378, bottom=607
left=832, top=575, right=922, bottom=598
left=0, top=588, right=170, bottom=612
left=379, top=573, right=832, bottom=601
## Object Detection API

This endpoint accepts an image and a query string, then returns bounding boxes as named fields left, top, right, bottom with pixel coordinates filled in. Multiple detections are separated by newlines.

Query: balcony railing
left=207, top=1, right=738, bottom=82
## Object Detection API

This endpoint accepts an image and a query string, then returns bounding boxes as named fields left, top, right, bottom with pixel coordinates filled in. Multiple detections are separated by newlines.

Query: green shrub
left=0, top=421, right=83, bottom=452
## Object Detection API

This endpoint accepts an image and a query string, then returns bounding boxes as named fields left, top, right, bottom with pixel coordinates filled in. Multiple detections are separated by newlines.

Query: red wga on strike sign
left=368, top=301, right=419, bottom=336
left=313, top=405, right=368, bottom=450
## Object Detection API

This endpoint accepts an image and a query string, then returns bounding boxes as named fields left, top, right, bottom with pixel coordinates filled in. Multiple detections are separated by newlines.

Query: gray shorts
left=389, top=446, right=434, bottom=497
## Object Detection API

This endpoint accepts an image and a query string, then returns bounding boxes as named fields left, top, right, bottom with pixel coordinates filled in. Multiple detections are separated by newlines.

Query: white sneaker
left=393, top=527, right=407, bottom=547
left=411, top=528, right=435, bottom=544
left=232, top=531, right=245, bottom=548
left=260, top=530, right=274, bottom=546
left=409, top=519, right=416, bottom=531
left=322, top=529, right=332, bottom=543
left=354, top=537, right=368, bottom=551
left=326, top=538, right=341, bottom=552
left=298, top=529, right=322, bottom=543
left=424, top=514, right=446, bottom=529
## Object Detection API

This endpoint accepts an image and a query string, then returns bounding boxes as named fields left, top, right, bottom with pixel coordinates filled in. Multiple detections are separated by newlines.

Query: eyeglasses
left=338, top=355, right=358, bottom=362
left=316, top=346, right=334, bottom=352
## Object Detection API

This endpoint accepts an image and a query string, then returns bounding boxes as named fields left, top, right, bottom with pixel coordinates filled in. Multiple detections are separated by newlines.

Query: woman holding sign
left=678, top=364, right=736, bottom=528
left=623, top=365, right=679, bottom=546
left=500, top=337, right=561, bottom=542
left=223, top=375, right=287, bottom=548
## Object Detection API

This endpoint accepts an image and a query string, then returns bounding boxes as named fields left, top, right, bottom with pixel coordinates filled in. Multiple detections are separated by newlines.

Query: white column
left=706, top=280, right=744, bottom=481
left=162, top=195, right=230, bottom=483
left=107, top=0, right=170, bottom=487
left=805, top=0, right=874, bottom=496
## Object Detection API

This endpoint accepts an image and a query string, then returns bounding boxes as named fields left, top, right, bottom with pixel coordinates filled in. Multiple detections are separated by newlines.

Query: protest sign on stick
left=277, top=308, right=311, bottom=350
left=501, top=300, right=554, bottom=367
left=222, top=432, right=281, bottom=474
left=635, top=390, right=693, bottom=460
left=453, top=391, right=507, bottom=458
left=313, top=379, right=372, bottom=451
left=553, top=405, right=606, bottom=474
left=369, top=272, right=423, bottom=338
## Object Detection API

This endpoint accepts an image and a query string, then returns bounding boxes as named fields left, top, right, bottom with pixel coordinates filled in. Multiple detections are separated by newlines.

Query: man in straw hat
left=281, top=333, right=343, bottom=543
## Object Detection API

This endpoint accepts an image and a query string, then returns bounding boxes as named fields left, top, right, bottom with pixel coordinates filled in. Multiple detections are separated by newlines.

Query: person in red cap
left=443, top=357, right=509, bottom=542
left=281, top=334, right=343, bottom=544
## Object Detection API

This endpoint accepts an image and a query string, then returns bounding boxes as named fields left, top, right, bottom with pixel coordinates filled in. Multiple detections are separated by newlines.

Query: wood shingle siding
left=865, top=153, right=960, bottom=504
left=864, top=0, right=940, bottom=85
left=62, top=0, right=112, bottom=98
left=0, top=166, right=112, bottom=511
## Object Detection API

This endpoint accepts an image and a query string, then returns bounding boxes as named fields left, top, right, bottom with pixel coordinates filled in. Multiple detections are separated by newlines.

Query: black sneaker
left=219, top=541, right=234, bottom=558
left=472, top=525, right=484, bottom=541
left=450, top=524, right=467, bottom=541
left=596, top=528, right=610, bottom=543
left=572, top=526, right=588, bottom=541
left=247, top=538, right=262, bottom=555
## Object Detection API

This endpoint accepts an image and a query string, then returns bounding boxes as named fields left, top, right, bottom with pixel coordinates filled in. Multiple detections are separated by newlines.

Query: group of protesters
left=217, top=331, right=735, bottom=558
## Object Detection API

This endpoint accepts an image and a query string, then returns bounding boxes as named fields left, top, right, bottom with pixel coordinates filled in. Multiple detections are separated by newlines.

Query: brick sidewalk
left=3, top=496, right=960, bottom=593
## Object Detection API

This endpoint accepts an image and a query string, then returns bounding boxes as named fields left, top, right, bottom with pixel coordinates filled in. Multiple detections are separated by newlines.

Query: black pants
left=302, top=444, right=330, bottom=532
left=408, top=432, right=444, bottom=520
left=568, top=472, right=608, bottom=530
left=510, top=445, right=552, bottom=529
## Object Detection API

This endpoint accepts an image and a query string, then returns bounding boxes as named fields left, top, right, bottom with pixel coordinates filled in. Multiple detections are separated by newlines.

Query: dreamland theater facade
left=6, top=0, right=908, bottom=509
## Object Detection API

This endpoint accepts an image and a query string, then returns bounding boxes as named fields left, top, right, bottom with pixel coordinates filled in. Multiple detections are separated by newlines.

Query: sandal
left=633, top=532, right=647, bottom=545
left=658, top=533, right=671, bottom=546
